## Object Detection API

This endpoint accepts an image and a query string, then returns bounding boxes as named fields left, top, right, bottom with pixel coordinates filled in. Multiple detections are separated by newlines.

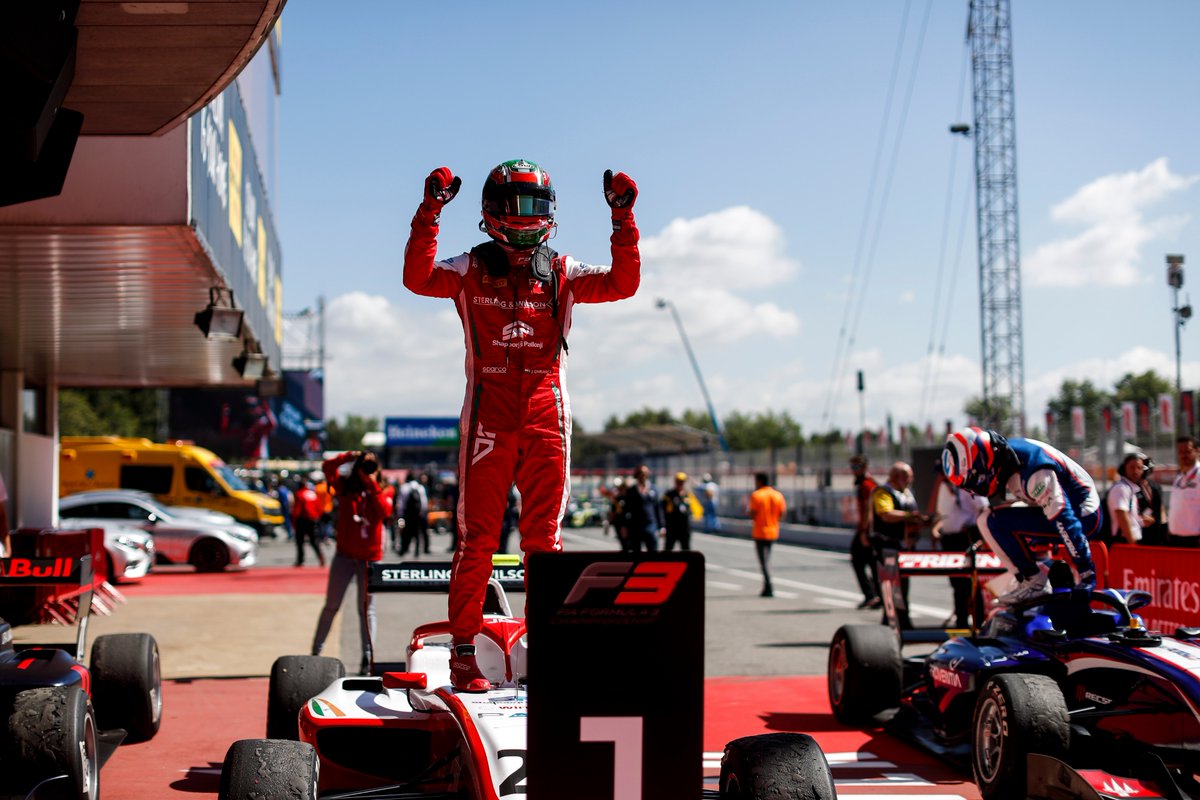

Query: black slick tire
left=91, top=632, right=163, bottom=742
left=266, top=655, right=345, bottom=740
left=971, top=673, right=1070, bottom=800
left=8, top=686, right=99, bottom=800
left=827, top=624, right=901, bottom=724
left=720, top=733, right=835, bottom=800
left=219, top=739, right=319, bottom=800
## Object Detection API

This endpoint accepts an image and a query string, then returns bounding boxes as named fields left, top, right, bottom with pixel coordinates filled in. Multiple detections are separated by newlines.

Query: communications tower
left=968, top=0, right=1026, bottom=434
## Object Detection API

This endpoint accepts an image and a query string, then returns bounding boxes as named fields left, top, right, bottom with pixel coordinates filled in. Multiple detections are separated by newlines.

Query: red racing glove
left=423, top=167, right=462, bottom=215
left=603, top=169, right=638, bottom=227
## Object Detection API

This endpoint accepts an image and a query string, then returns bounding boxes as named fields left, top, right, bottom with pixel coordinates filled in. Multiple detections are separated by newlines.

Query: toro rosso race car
left=0, top=529, right=162, bottom=800
left=830, top=548, right=1200, bottom=800
left=219, top=557, right=836, bottom=800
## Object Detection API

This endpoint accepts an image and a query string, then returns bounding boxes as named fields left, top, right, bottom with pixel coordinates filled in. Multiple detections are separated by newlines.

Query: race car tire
left=8, top=686, right=99, bottom=800
left=827, top=624, right=901, bottom=724
left=190, top=537, right=231, bottom=572
left=91, top=632, right=163, bottom=742
left=267, top=655, right=346, bottom=740
left=219, top=739, right=319, bottom=800
left=971, top=673, right=1069, bottom=800
left=720, top=733, right=835, bottom=800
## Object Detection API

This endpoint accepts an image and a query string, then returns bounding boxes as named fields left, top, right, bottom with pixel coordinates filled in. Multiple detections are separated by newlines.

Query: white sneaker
left=998, top=565, right=1050, bottom=606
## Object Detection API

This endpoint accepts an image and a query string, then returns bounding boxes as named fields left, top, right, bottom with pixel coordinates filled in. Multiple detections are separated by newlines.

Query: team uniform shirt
left=1004, top=438, right=1101, bottom=539
left=872, top=483, right=917, bottom=544
left=748, top=486, right=786, bottom=541
left=1107, top=476, right=1142, bottom=543
left=936, top=481, right=988, bottom=534
left=1170, top=463, right=1200, bottom=538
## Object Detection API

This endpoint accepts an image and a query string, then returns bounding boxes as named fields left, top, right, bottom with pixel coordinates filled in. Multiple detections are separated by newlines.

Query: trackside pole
left=526, top=551, right=705, bottom=800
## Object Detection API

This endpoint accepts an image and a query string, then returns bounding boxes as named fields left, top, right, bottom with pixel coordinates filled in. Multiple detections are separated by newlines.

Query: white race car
left=218, top=562, right=835, bottom=800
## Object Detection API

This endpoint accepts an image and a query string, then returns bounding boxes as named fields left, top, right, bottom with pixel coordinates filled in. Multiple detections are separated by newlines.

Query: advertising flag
left=1071, top=406, right=1085, bottom=441
left=1159, top=393, right=1176, bottom=435
left=1121, top=402, right=1136, bottom=438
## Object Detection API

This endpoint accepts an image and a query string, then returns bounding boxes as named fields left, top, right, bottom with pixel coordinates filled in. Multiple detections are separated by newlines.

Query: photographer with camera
left=311, top=450, right=389, bottom=674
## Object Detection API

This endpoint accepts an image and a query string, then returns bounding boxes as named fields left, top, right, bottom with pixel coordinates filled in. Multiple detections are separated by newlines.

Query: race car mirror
left=525, top=551, right=705, bottom=800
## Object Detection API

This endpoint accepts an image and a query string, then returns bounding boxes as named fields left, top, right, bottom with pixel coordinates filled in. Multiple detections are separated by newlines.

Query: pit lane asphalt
left=96, top=526, right=978, bottom=799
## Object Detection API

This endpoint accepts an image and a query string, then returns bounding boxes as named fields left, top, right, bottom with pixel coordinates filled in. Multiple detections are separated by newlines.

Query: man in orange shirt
left=748, top=472, right=786, bottom=598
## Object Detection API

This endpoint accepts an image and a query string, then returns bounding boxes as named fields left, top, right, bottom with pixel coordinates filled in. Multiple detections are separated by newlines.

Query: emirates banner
left=1108, top=545, right=1200, bottom=633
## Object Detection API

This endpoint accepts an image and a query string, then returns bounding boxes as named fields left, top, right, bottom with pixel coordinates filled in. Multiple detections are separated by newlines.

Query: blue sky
left=276, top=1, right=1200, bottom=436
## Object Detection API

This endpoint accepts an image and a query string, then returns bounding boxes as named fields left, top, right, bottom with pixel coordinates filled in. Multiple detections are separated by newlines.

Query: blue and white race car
left=830, top=558, right=1200, bottom=800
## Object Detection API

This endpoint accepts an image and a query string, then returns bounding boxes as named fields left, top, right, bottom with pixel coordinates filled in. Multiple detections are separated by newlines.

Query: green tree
left=603, top=407, right=677, bottom=430
left=59, top=389, right=162, bottom=438
left=325, top=414, right=379, bottom=451
left=1044, top=379, right=1111, bottom=442
left=721, top=410, right=803, bottom=450
left=1112, top=370, right=1173, bottom=404
left=680, top=408, right=717, bottom=434
left=963, top=395, right=1015, bottom=433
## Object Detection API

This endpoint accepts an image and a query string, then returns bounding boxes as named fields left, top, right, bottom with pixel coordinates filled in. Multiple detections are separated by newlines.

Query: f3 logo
left=563, top=562, right=687, bottom=606
left=472, top=423, right=496, bottom=465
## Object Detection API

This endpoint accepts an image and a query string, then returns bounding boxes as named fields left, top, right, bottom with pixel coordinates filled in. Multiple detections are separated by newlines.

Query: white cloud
left=1025, top=158, right=1197, bottom=288
left=639, top=205, right=800, bottom=288
left=899, top=290, right=916, bottom=304
left=318, top=207, right=804, bottom=425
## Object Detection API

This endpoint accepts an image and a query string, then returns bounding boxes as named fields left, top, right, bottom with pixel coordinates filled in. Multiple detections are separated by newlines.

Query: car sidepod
left=921, top=635, right=1057, bottom=741
left=297, top=674, right=527, bottom=798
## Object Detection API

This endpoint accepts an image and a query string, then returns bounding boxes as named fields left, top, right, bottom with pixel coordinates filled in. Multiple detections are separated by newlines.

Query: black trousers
left=755, top=539, right=773, bottom=591
left=295, top=517, right=324, bottom=566
left=850, top=532, right=878, bottom=601
left=664, top=521, right=690, bottom=551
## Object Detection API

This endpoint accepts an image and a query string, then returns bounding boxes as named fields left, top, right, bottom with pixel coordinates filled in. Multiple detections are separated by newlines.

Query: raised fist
left=424, top=167, right=462, bottom=210
left=603, top=169, right=638, bottom=214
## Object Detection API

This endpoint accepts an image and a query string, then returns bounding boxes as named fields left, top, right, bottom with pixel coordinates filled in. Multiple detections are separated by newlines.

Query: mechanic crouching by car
left=942, top=427, right=1099, bottom=606
left=311, top=450, right=389, bottom=675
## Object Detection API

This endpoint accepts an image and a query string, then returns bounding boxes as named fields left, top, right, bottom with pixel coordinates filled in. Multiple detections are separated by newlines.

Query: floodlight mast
left=968, top=0, right=1026, bottom=435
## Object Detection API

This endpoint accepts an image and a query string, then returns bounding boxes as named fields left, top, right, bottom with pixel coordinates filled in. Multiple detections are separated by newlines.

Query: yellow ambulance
left=60, top=437, right=283, bottom=537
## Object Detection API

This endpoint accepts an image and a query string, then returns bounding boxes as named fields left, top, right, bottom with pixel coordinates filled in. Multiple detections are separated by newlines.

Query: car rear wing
left=878, top=546, right=1008, bottom=643
left=894, top=550, right=1007, bottom=577
left=0, top=554, right=99, bottom=658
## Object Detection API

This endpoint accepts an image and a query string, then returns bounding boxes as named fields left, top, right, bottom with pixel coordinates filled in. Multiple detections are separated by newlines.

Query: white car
left=54, top=522, right=155, bottom=583
left=59, top=489, right=258, bottom=572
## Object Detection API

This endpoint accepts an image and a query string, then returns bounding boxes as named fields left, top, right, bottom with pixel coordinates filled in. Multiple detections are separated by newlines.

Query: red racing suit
left=404, top=202, right=640, bottom=640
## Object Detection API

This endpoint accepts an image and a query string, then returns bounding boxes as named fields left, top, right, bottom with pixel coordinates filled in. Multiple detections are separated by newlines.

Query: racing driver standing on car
left=404, top=159, right=640, bottom=692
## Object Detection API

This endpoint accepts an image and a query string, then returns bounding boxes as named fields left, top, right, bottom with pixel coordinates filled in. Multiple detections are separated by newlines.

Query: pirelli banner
left=1107, top=545, right=1200, bottom=633
left=526, top=552, right=705, bottom=800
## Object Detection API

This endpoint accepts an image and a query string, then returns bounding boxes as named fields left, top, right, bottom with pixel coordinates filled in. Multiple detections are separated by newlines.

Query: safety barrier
left=1107, top=544, right=1200, bottom=634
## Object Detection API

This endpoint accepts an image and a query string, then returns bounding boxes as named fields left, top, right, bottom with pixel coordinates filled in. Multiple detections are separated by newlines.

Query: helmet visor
left=483, top=183, right=555, bottom=218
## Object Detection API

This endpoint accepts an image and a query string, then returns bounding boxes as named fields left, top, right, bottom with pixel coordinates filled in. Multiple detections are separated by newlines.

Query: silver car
left=54, top=522, right=156, bottom=583
left=59, top=489, right=258, bottom=572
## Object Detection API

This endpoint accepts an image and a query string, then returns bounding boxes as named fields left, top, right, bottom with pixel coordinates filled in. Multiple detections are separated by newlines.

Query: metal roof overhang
left=70, top=0, right=287, bottom=136
left=0, top=6, right=286, bottom=390
left=0, top=223, right=242, bottom=387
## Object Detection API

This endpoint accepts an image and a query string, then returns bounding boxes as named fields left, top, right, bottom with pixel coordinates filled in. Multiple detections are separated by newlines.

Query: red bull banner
left=1107, top=545, right=1200, bottom=633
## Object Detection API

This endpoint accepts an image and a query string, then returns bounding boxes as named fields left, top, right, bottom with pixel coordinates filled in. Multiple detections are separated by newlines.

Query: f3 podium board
left=526, top=552, right=705, bottom=800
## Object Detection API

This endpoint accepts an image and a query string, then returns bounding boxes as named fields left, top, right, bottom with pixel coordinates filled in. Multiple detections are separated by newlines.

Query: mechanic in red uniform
left=404, top=159, right=640, bottom=691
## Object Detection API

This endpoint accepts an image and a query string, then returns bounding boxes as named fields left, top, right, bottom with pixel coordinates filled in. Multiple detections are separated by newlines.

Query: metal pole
left=658, top=299, right=729, bottom=452
left=1168, top=255, right=1187, bottom=434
